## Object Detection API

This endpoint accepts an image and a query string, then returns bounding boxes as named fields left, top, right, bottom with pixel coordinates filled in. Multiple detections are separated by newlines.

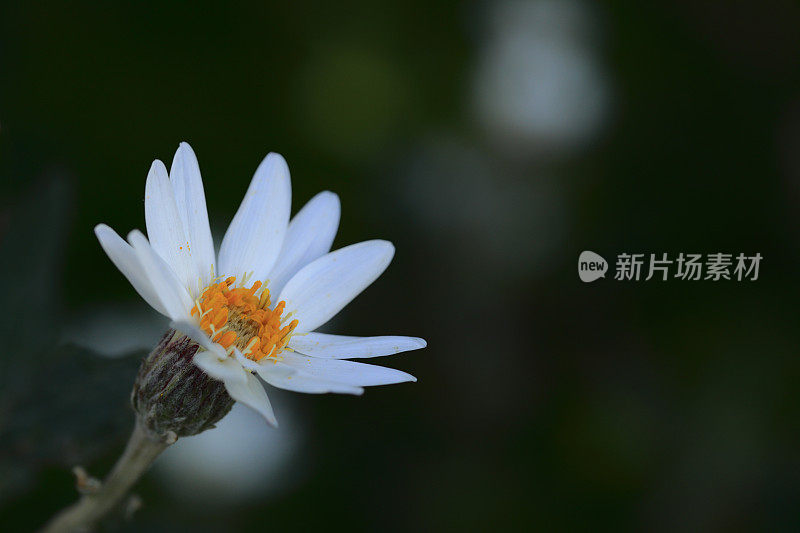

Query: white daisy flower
left=94, top=142, right=426, bottom=428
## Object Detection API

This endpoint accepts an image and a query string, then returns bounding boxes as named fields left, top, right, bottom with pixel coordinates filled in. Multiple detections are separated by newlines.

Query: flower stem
left=41, top=419, right=171, bottom=533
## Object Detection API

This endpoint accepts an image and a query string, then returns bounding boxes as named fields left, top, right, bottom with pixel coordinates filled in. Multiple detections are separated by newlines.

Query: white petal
left=170, top=142, right=216, bottom=287
left=232, top=347, right=258, bottom=369
left=144, top=159, right=201, bottom=296
left=288, top=332, right=427, bottom=359
left=267, top=191, right=340, bottom=297
left=259, top=366, right=364, bottom=395
left=280, top=352, right=416, bottom=386
left=224, top=372, right=278, bottom=427
left=194, top=350, right=248, bottom=384
left=218, top=152, right=291, bottom=284
left=278, top=240, right=395, bottom=333
left=252, top=359, right=297, bottom=379
left=171, top=319, right=227, bottom=359
left=94, top=224, right=169, bottom=317
left=128, top=230, right=194, bottom=321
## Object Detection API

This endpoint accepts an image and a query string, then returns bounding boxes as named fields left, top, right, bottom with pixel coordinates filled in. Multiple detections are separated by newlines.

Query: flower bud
left=131, top=329, right=234, bottom=438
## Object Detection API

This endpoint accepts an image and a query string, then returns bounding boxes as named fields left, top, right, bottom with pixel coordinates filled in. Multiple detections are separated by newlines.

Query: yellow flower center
left=190, top=276, right=299, bottom=362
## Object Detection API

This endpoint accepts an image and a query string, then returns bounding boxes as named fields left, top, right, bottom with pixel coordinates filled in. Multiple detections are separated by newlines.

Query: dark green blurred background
left=2, top=0, right=799, bottom=531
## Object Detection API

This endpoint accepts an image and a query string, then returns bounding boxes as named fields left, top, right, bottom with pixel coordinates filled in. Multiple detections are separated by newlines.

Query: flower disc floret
left=191, top=276, right=299, bottom=362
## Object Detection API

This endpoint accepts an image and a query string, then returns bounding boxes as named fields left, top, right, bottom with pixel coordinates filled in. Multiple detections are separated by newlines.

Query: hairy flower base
left=132, top=329, right=234, bottom=437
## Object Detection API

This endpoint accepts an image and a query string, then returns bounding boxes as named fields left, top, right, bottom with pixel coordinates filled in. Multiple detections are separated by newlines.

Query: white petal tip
left=175, top=142, right=197, bottom=159
left=263, top=412, right=279, bottom=428
left=397, top=372, right=417, bottom=384
left=385, top=368, right=417, bottom=384
left=357, top=240, right=395, bottom=268
left=317, top=190, right=339, bottom=202
left=266, top=151, right=287, bottom=163
left=149, top=159, right=168, bottom=173
left=375, top=240, right=396, bottom=262
left=260, top=152, right=290, bottom=175
left=249, top=404, right=279, bottom=428
left=126, top=229, right=146, bottom=243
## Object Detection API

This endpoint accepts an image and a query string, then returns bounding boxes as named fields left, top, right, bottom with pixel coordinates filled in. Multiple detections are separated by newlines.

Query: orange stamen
left=191, top=276, right=299, bottom=362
